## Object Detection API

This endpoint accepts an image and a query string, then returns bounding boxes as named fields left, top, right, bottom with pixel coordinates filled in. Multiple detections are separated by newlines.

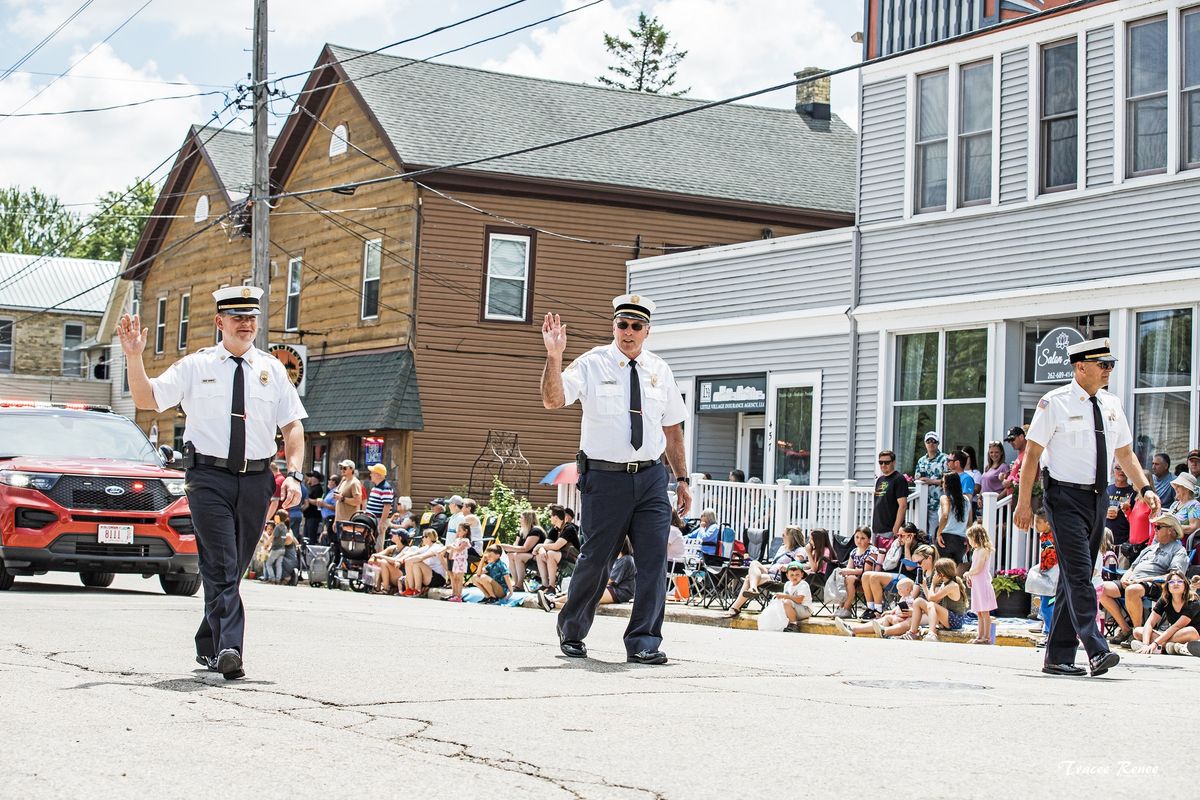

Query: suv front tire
left=160, top=574, right=201, bottom=596
left=80, top=571, right=116, bottom=588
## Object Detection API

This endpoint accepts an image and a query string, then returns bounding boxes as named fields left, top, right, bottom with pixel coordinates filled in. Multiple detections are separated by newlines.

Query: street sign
left=696, top=373, right=767, bottom=413
left=1033, top=326, right=1084, bottom=384
left=269, top=343, right=306, bottom=396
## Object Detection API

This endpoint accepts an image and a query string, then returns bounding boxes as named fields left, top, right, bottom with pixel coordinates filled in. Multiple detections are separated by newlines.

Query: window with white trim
left=285, top=257, right=302, bottom=331
left=915, top=70, right=949, bottom=212
left=1133, top=308, right=1193, bottom=469
left=329, top=124, right=349, bottom=158
left=1127, top=16, right=1169, bottom=177
left=483, top=233, right=531, bottom=321
left=62, top=322, right=84, bottom=377
left=193, top=195, right=208, bottom=223
left=1184, top=8, right=1200, bottom=169
left=155, top=297, right=166, bottom=354
left=177, top=293, right=190, bottom=350
left=361, top=239, right=381, bottom=319
left=1040, top=39, right=1078, bottom=192
left=0, top=318, right=12, bottom=372
left=893, top=328, right=988, bottom=475
left=958, top=60, right=992, bottom=205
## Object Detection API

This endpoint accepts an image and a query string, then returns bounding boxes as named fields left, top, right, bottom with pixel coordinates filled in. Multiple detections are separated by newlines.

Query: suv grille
left=49, top=534, right=174, bottom=559
left=42, top=476, right=173, bottom=512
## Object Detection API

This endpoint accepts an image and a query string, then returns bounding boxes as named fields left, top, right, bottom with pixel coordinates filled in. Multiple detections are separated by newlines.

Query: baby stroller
left=328, top=512, right=376, bottom=592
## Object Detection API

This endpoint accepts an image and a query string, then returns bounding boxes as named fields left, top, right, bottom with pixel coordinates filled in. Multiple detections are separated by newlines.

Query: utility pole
left=251, top=0, right=270, bottom=350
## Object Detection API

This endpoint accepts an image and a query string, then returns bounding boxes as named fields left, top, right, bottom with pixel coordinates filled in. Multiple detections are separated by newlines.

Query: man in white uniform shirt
left=1014, top=338, right=1159, bottom=678
left=541, top=294, right=691, bottom=664
left=118, top=286, right=307, bottom=680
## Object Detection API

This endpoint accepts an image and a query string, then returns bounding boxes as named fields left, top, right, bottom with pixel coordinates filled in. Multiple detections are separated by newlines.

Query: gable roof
left=278, top=45, right=857, bottom=215
left=302, top=349, right=422, bottom=432
left=0, top=253, right=121, bottom=314
left=200, top=127, right=260, bottom=201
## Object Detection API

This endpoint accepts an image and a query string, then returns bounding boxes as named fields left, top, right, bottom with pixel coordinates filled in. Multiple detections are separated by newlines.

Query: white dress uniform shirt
left=1026, top=379, right=1132, bottom=485
left=150, top=343, right=307, bottom=460
left=561, top=343, right=687, bottom=463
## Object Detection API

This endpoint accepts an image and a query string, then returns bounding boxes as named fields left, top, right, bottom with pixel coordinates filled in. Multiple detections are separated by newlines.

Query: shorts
left=782, top=601, right=812, bottom=620
left=428, top=572, right=446, bottom=589
left=944, top=610, right=966, bottom=630
left=609, top=585, right=634, bottom=604
left=939, top=534, right=967, bottom=563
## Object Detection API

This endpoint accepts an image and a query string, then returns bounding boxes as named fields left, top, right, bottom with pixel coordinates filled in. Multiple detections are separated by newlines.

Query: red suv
left=0, top=403, right=199, bottom=595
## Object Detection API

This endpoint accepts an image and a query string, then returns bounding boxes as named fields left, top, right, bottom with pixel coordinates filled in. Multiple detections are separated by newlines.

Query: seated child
left=470, top=544, right=514, bottom=604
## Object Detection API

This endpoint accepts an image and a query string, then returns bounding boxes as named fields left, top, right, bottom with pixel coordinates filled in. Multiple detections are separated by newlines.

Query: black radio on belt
left=576, top=450, right=588, bottom=476
left=181, top=441, right=196, bottom=469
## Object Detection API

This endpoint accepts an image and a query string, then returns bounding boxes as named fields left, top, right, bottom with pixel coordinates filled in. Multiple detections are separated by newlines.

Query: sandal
left=898, top=631, right=917, bottom=640
left=724, top=608, right=742, bottom=618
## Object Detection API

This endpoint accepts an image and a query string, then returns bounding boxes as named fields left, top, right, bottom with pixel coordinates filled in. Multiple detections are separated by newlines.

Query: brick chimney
left=795, top=67, right=831, bottom=121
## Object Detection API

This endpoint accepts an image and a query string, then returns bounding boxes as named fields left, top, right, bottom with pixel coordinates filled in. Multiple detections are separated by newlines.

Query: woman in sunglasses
left=1131, top=569, right=1200, bottom=656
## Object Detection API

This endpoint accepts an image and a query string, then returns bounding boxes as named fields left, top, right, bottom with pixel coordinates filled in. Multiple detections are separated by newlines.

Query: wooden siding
left=859, top=78, right=908, bottom=224
left=998, top=48, right=1030, bottom=205
left=1086, top=25, right=1116, bottom=188
left=412, top=188, right=817, bottom=504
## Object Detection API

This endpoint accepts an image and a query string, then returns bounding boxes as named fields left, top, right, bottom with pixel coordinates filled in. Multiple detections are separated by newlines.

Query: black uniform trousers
left=1041, top=480, right=1111, bottom=665
left=557, top=463, right=671, bottom=656
left=185, top=465, right=275, bottom=658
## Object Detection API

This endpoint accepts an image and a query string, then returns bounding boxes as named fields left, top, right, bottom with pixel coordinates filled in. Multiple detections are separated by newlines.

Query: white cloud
left=0, top=44, right=212, bottom=206
left=482, top=0, right=861, bottom=129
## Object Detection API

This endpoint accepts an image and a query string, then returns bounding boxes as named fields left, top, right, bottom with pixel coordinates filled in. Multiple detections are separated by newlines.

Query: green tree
left=597, top=12, right=689, bottom=96
left=0, top=185, right=82, bottom=256
left=72, top=180, right=157, bottom=262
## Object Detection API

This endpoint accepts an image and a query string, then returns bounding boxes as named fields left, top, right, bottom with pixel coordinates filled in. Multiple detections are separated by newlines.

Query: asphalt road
left=1, top=573, right=1194, bottom=799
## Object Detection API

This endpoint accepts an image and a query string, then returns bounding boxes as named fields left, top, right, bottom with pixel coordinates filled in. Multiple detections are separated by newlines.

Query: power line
left=5, top=69, right=228, bottom=89
left=0, top=0, right=96, bottom=83
left=0, top=87, right=229, bottom=118
left=0, top=0, right=154, bottom=126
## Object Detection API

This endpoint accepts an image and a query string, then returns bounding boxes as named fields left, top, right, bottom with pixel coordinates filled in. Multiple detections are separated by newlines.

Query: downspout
left=846, top=226, right=861, bottom=482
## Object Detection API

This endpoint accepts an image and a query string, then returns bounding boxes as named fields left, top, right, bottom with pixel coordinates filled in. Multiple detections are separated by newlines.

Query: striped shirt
left=365, top=480, right=394, bottom=519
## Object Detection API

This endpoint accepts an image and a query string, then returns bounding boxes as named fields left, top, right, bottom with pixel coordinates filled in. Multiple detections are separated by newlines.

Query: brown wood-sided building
left=130, top=45, right=857, bottom=504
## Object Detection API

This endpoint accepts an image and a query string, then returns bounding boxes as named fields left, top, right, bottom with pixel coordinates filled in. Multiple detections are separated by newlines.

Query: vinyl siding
left=858, top=176, right=1200, bottom=304
left=693, top=414, right=737, bottom=478
left=1086, top=26, right=1116, bottom=188
left=854, top=332, right=879, bottom=482
left=628, top=233, right=853, bottom=325
left=999, top=48, right=1029, bottom=205
left=658, top=334, right=853, bottom=483
left=858, top=78, right=907, bottom=224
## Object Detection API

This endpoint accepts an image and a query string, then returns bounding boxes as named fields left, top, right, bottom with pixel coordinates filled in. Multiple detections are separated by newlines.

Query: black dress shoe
left=215, top=648, right=243, bottom=678
left=1089, top=651, right=1120, bottom=677
left=196, top=655, right=217, bottom=671
left=559, top=639, right=587, bottom=658
left=627, top=649, right=668, bottom=665
left=1041, top=663, right=1086, bottom=676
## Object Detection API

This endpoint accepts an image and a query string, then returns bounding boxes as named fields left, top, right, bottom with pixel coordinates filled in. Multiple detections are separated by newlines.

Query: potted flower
left=993, top=568, right=1030, bottom=618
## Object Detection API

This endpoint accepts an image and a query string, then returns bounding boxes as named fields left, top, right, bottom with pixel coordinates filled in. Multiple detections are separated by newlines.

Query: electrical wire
left=0, top=0, right=154, bottom=126
left=5, top=69, right=228, bottom=89
left=0, top=87, right=229, bottom=118
left=0, top=0, right=96, bottom=83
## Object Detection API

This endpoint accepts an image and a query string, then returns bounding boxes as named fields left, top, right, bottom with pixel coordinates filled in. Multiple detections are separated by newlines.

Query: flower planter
left=995, top=589, right=1032, bottom=619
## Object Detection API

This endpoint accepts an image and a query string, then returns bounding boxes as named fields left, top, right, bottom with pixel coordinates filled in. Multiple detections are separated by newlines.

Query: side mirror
left=160, top=444, right=180, bottom=464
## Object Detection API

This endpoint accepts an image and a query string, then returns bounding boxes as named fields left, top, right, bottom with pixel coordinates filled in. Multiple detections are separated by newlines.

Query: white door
left=765, top=372, right=821, bottom=485
left=738, top=414, right=766, bottom=481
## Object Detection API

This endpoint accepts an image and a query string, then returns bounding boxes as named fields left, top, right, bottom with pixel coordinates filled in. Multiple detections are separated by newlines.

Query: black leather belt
left=1045, top=475, right=1101, bottom=493
left=193, top=453, right=271, bottom=474
left=586, top=457, right=661, bottom=474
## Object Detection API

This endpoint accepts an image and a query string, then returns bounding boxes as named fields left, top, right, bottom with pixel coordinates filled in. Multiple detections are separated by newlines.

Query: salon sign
left=1033, top=327, right=1085, bottom=384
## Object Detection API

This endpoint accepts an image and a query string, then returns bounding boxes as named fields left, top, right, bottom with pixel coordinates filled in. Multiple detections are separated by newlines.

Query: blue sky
left=1, top=0, right=864, bottom=206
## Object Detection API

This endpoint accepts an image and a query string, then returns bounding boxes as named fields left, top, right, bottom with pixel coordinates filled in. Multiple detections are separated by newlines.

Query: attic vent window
left=193, top=195, right=209, bottom=222
left=329, top=124, right=349, bottom=157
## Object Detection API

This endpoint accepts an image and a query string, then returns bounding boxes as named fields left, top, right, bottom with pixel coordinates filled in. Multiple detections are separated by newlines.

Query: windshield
left=0, top=412, right=160, bottom=465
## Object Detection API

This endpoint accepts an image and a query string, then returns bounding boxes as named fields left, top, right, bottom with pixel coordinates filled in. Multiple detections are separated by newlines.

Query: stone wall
left=3, top=308, right=101, bottom=378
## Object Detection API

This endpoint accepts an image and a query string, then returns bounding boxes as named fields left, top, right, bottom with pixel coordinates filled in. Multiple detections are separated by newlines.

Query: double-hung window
left=1041, top=39, right=1078, bottom=192
left=915, top=70, right=949, bottom=212
left=0, top=319, right=13, bottom=372
left=958, top=60, right=993, bottom=205
left=483, top=232, right=532, bottom=321
left=154, top=298, right=166, bottom=354
left=1184, top=8, right=1200, bottom=169
left=177, top=293, right=190, bottom=350
left=1133, top=308, right=1193, bottom=467
left=1127, top=16, right=1169, bottom=176
left=285, top=257, right=302, bottom=331
left=361, top=240, right=381, bottom=320
left=63, top=323, right=84, bottom=377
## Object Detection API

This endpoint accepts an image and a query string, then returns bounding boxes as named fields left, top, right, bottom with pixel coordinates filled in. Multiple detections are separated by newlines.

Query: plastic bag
left=824, top=568, right=848, bottom=605
left=758, top=598, right=789, bottom=632
left=1026, top=563, right=1059, bottom=597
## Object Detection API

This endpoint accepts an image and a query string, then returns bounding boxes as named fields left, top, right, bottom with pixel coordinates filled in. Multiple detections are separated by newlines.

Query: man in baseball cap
left=915, top=431, right=947, bottom=535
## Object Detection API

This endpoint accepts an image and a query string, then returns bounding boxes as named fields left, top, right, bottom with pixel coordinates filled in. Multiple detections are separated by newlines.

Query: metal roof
left=327, top=45, right=858, bottom=214
left=0, top=253, right=121, bottom=314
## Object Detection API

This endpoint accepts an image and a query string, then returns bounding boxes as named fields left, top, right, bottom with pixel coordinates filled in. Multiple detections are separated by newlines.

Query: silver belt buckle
left=626, top=462, right=639, bottom=474
left=238, top=459, right=249, bottom=473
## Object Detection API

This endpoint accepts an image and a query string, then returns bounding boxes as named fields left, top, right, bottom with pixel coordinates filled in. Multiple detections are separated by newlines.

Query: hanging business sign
left=1033, top=326, right=1085, bottom=384
left=696, top=373, right=767, bottom=413
left=269, top=343, right=306, bottom=396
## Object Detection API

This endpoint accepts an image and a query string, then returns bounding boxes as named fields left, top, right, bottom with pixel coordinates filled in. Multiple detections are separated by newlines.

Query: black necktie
left=1090, top=396, right=1106, bottom=491
left=629, top=359, right=643, bottom=451
left=228, top=356, right=246, bottom=469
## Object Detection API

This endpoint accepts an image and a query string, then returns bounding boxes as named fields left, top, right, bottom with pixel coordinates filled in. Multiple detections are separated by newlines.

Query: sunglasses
left=1168, top=579, right=1185, bottom=586
left=1095, top=362, right=1115, bottom=371
left=878, top=460, right=894, bottom=465
left=1154, top=523, right=1174, bottom=531
left=615, top=320, right=645, bottom=331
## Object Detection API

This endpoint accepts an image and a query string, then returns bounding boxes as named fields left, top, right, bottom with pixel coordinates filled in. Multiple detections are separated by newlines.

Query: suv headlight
left=0, top=471, right=60, bottom=490
left=163, top=478, right=186, bottom=496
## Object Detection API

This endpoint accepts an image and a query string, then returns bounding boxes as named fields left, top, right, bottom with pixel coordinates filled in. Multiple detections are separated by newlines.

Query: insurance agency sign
left=1033, top=327, right=1085, bottom=384
left=697, top=373, right=767, bottom=413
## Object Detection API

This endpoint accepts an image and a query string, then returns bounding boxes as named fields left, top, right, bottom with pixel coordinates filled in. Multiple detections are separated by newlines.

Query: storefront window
left=1134, top=309, right=1193, bottom=466
left=773, top=387, right=813, bottom=485
left=894, top=328, right=989, bottom=475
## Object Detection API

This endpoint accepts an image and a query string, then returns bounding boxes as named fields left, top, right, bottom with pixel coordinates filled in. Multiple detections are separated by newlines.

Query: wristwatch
left=1139, top=485, right=1155, bottom=498
left=675, top=476, right=690, bottom=485
left=287, top=470, right=305, bottom=483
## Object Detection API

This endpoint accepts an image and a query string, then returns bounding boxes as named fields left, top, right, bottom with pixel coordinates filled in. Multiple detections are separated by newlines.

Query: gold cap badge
left=241, top=287, right=252, bottom=298
left=630, top=294, right=640, bottom=303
